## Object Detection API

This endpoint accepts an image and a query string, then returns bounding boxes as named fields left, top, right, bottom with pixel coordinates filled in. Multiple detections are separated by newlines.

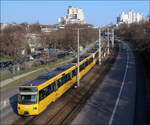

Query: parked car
left=29, top=56, right=34, bottom=60
left=45, top=53, right=49, bottom=56
left=32, top=54, right=39, bottom=59
left=0, top=61, right=13, bottom=68
left=0, top=62, right=5, bottom=68
left=37, top=53, right=45, bottom=57
left=64, top=51, right=70, bottom=55
left=23, top=57, right=30, bottom=62
left=16, top=58, right=24, bottom=64
left=57, top=52, right=66, bottom=58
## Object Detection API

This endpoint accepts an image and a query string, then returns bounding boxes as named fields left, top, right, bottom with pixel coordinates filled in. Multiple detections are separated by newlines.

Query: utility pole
left=112, top=28, right=114, bottom=48
left=99, top=27, right=102, bottom=65
left=77, top=28, right=80, bottom=87
left=107, top=28, right=110, bottom=55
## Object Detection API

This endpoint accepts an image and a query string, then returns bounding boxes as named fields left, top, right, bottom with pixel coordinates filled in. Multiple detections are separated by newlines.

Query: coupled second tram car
left=17, top=49, right=99, bottom=116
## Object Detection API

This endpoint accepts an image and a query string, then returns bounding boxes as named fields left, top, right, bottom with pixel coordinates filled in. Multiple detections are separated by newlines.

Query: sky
left=1, top=1, right=149, bottom=27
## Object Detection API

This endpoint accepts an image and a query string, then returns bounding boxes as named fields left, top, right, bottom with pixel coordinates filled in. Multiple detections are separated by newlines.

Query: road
left=71, top=42, right=148, bottom=125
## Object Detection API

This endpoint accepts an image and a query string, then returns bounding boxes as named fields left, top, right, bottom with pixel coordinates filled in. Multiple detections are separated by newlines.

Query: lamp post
left=76, top=27, right=102, bottom=87
left=99, top=28, right=102, bottom=65
left=107, top=28, right=110, bottom=55
left=77, top=28, right=80, bottom=87
left=112, top=28, right=114, bottom=48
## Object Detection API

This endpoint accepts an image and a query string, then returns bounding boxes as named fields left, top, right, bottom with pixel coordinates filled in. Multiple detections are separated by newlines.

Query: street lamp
left=112, top=28, right=114, bottom=48
left=99, top=27, right=102, bottom=65
left=75, top=27, right=102, bottom=87
left=40, top=26, right=104, bottom=88
left=107, top=28, right=110, bottom=55
left=77, top=28, right=80, bottom=87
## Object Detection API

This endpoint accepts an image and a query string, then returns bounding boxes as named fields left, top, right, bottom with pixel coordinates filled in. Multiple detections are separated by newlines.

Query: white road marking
left=109, top=44, right=129, bottom=125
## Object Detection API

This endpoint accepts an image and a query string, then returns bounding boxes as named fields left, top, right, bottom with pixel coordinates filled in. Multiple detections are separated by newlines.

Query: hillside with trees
left=115, top=21, right=150, bottom=119
left=115, top=21, right=150, bottom=74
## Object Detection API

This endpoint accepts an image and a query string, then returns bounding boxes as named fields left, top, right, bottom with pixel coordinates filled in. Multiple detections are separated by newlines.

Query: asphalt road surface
left=71, top=42, right=148, bottom=125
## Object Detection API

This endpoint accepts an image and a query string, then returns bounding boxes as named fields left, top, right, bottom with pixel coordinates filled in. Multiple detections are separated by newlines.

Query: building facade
left=58, top=6, right=86, bottom=25
left=117, top=10, right=145, bottom=25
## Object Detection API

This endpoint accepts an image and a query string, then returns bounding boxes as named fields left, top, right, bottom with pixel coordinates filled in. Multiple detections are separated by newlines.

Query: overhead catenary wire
left=64, top=26, right=114, bottom=87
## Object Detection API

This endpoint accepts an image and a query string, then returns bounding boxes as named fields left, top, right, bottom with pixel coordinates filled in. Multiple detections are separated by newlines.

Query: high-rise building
left=117, top=10, right=145, bottom=25
left=58, top=6, right=86, bottom=25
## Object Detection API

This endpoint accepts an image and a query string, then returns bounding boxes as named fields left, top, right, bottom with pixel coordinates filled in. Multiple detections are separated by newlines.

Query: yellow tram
left=17, top=49, right=100, bottom=116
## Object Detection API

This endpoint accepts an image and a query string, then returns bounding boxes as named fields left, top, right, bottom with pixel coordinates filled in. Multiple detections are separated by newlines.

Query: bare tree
left=116, top=21, right=150, bottom=74
left=29, top=22, right=41, bottom=33
left=37, top=24, right=98, bottom=52
left=0, top=24, right=27, bottom=58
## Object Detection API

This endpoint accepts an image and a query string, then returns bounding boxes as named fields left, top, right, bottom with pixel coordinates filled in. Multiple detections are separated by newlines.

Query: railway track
left=46, top=50, right=117, bottom=125
left=12, top=45, right=118, bottom=125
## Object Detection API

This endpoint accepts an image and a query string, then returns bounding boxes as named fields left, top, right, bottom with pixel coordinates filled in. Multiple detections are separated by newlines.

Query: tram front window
left=19, top=94, right=37, bottom=104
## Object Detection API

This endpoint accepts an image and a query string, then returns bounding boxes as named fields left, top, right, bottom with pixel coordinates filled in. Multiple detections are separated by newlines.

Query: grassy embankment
left=0, top=55, right=73, bottom=92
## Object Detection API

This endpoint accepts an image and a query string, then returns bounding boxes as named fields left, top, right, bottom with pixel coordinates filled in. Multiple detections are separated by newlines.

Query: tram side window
left=84, top=63, right=86, bottom=68
left=61, top=73, right=72, bottom=85
left=61, top=75, right=66, bottom=84
left=39, top=83, right=54, bottom=101
left=91, top=57, right=93, bottom=62
left=66, top=73, right=71, bottom=81
left=39, top=89, right=46, bottom=101
left=80, top=63, right=85, bottom=71
left=72, top=69, right=77, bottom=77
left=89, top=57, right=93, bottom=64
left=57, top=78, right=62, bottom=88
left=79, top=65, right=82, bottom=71
left=47, top=83, right=54, bottom=95
left=85, top=60, right=89, bottom=67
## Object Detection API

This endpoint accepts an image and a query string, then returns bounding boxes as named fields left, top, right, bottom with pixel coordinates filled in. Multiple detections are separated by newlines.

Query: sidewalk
left=0, top=69, right=41, bottom=88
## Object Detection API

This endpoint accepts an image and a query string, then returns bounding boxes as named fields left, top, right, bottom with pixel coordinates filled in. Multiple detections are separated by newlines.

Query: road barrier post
left=99, top=27, right=102, bottom=65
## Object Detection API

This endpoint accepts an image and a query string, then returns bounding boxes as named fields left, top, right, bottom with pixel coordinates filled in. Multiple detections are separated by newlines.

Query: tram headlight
left=33, top=107, right=37, bottom=110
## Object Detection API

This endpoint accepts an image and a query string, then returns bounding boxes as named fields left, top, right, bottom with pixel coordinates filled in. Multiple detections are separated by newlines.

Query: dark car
left=64, top=51, right=70, bottom=55
left=0, top=62, right=5, bottom=68
left=0, top=61, right=13, bottom=68
left=16, top=58, right=24, bottom=64
left=88, top=49, right=97, bottom=53
left=23, top=57, right=30, bottom=62
left=32, top=54, right=39, bottom=59
left=57, top=52, right=66, bottom=58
